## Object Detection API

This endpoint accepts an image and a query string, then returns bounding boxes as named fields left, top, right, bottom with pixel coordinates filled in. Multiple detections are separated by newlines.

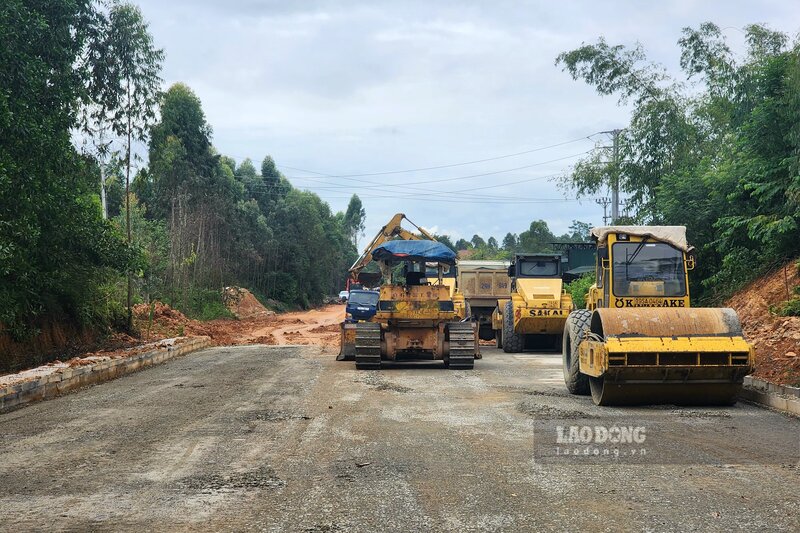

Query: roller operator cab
left=563, top=226, right=755, bottom=406
left=492, top=253, right=574, bottom=353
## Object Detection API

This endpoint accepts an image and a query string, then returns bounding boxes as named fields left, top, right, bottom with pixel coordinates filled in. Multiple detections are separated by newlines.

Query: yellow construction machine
left=338, top=214, right=471, bottom=365
left=347, top=239, right=478, bottom=369
left=492, top=253, right=574, bottom=352
left=562, top=226, right=754, bottom=405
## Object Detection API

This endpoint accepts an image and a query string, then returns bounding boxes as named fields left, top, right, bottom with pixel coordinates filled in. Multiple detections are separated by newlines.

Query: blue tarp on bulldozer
left=372, top=240, right=457, bottom=264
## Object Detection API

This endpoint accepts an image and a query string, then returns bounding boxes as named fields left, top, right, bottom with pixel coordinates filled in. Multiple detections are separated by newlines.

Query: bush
left=565, top=274, right=595, bottom=309
left=166, top=289, right=234, bottom=320
left=774, top=297, right=800, bottom=317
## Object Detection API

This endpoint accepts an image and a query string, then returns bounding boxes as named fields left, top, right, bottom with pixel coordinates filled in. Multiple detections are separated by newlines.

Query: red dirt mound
left=222, top=287, right=275, bottom=319
left=726, top=260, right=800, bottom=386
left=133, top=302, right=193, bottom=341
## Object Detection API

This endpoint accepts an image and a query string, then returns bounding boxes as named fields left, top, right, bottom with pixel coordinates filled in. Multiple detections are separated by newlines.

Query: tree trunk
left=125, top=81, right=133, bottom=332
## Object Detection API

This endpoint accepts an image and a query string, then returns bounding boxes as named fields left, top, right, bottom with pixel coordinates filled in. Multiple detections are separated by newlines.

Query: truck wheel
left=502, top=301, right=524, bottom=353
left=563, top=309, right=591, bottom=395
left=478, top=324, right=495, bottom=341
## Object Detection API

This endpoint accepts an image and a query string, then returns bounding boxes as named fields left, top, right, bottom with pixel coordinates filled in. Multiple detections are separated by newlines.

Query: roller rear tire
left=563, top=310, right=591, bottom=395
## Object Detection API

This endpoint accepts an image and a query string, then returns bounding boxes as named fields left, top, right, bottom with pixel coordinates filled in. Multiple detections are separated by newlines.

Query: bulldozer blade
left=338, top=322, right=357, bottom=361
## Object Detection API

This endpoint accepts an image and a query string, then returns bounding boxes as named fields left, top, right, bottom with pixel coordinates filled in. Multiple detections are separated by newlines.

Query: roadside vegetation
left=556, top=23, right=800, bottom=304
left=0, top=1, right=359, bottom=366
left=436, top=220, right=592, bottom=260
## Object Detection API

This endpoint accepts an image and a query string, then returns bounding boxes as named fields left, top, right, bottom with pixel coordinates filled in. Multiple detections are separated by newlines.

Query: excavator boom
left=348, top=213, right=436, bottom=282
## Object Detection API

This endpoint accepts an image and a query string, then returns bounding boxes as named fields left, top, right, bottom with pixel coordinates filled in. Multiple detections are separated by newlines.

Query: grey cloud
left=136, top=0, right=798, bottom=239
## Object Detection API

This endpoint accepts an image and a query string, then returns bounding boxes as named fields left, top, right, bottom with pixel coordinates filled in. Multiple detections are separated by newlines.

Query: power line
left=274, top=133, right=599, bottom=178
left=240, top=170, right=568, bottom=202
left=283, top=150, right=591, bottom=188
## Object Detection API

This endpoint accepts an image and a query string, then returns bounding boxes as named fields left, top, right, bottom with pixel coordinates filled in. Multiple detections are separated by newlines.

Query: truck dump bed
left=457, top=260, right=511, bottom=306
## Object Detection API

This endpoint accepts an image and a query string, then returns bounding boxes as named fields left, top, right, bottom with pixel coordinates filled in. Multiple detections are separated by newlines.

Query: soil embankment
left=726, top=260, right=800, bottom=386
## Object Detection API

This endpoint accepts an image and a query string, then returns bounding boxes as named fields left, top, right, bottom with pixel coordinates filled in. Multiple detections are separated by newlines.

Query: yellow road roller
left=562, top=226, right=754, bottom=405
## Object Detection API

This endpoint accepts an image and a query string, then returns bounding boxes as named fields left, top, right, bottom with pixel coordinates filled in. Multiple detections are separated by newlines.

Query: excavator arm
left=348, top=213, right=437, bottom=281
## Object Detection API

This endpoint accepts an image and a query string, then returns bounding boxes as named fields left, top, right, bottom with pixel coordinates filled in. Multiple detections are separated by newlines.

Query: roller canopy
left=591, top=226, right=693, bottom=253
left=372, top=240, right=457, bottom=265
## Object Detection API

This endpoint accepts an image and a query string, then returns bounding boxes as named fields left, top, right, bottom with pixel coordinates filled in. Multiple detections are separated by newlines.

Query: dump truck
left=457, top=260, right=511, bottom=341
left=492, top=253, right=574, bottom=352
left=562, top=225, right=755, bottom=405
left=350, top=240, right=479, bottom=370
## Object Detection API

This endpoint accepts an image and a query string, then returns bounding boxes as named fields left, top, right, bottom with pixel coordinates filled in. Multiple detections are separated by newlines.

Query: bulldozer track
left=446, top=322, right=476, bottom=370
left=354, top=322, right=382, bottom=370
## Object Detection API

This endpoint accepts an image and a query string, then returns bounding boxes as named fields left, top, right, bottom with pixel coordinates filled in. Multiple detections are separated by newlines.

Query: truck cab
left=344, top=289, right=380, bottom=322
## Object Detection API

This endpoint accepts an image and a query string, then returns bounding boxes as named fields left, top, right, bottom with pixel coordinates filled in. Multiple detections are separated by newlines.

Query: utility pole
left=610, top=128, right=621, bottom=224
left=596, top=197, right=611, bottom=225
left=596, top=128, right=624, bottom=224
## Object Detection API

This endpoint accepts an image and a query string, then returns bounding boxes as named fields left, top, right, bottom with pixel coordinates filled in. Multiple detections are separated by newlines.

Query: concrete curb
left=741, top=376, right=800, bottom=416
left=0, top=336, right=211, bottom=413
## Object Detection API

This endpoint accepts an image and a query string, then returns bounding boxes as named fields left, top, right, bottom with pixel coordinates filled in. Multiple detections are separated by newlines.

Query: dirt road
left=1, top=346, right=798, bottom=531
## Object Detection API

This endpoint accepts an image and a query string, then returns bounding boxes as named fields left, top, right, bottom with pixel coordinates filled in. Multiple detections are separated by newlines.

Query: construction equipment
left=347, top=240, right=479, bottom=369
left=344, top=213, right=467, bottom=318
left=338, top=214, right=470, bottom=362
left=492, top=253, right=574, bottom=352
left=562, top=226, right=754, bottom=406
left=457, top=260, right=511, bottom=341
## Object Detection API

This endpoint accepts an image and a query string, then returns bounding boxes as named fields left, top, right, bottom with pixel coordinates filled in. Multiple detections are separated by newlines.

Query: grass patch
left=166, top=289, right=234, bottom=321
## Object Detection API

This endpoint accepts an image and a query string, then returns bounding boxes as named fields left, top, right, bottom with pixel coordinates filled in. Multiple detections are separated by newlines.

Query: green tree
left=455, top=238, right=472, bottom=250
left=567, top=220, right=592, bottom=242
left=502, top=232, right=518, bottom=251
left=343, top=194, right=366, bottom=247
left=518, top=220, right=556, bottom=252
left=87, top=1, right=164, bottom=328
left=146, top=83, right=218, bottom=214
left=557, top=22, right=799, bottom=300
left=0, top=0, right=135, bottom=339
left=432, top=234, right=456, bottom=251
left=470, top=234, right=486, bottom=248
left=260, top=155, right=288, bottom=204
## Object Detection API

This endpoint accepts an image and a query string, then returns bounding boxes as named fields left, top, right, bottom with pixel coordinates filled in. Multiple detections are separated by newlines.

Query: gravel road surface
left=1, top=345, right=798, bottom=532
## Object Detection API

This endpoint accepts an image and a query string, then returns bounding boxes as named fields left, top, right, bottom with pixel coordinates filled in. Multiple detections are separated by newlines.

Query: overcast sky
left=135, top=0, right=798, bottom=241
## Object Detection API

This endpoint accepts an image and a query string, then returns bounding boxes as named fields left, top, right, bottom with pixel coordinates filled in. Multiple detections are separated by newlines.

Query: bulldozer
left=492, top=253, right=574, bottom=352
left=337, top=213, right=480, bottom=369
left=562, top=226, right=755, bottom=405
left=345, top=240, right=479, bottom=370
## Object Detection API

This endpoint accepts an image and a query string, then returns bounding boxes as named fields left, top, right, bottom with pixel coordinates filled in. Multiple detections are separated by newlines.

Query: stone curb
left=741, top=376, right=800, bottom=416
left=0, top=336, right=211, bottom=413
